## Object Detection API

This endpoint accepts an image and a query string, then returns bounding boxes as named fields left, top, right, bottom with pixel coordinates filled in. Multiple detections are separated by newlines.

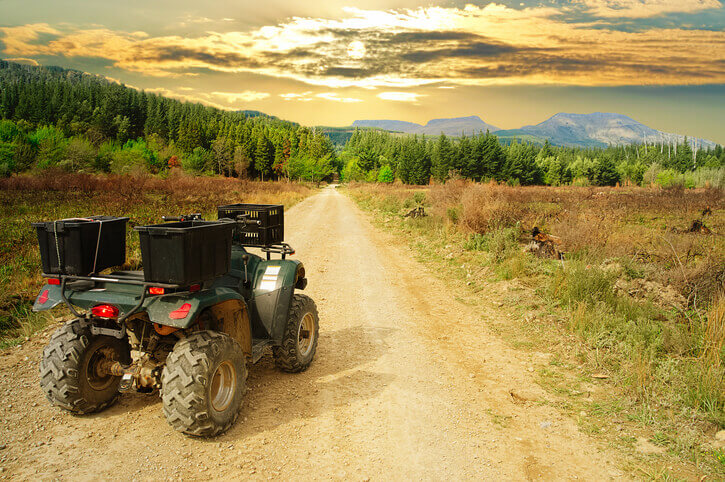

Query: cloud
left=377, top=92, right=424, bottom=102
left=4, top=57, right=40, bottom=66
left=0, top=23, right=61, bottom=55
left=280, top=92, right=314, bottom=101
left=279, top=91, right=362, bottom=102
left=574, top=0, right=722, bottom=18
left=315, top=92, right=363, bottom=102
left=211, top=91, right=270, bottom=102
left=2, top=4, right=725, bottom=87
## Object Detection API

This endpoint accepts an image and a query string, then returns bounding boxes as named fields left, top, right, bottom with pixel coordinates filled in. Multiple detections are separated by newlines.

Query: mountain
left=495, top=112, right=716, bottom=148
left=352, top=120, right=423, bottom=133
left=354, top=112, right=716, bottom=148
left=353, top=116, right=500, bottom=136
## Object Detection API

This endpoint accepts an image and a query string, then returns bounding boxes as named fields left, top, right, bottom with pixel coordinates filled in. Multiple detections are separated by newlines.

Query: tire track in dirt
left=0, top=186, right=626, bottom=480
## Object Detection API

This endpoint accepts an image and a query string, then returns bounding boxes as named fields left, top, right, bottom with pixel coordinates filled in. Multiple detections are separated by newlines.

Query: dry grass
left=702, top=294, right=725, bottom=367
left=347, top=180, right=725, bottom=476
left=0, top=172, right=313, bottom=346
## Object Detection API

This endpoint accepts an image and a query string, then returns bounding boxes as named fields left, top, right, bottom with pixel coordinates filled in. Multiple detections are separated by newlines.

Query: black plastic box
left=135, top=220, right=234, bottom=285
left=33, top=216, right=129, bottom=276
left=217, top=204, right=284, bottom=247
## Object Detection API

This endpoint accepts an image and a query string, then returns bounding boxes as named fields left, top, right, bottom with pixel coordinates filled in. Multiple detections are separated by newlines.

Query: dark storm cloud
left=399, top=41, right=524, bottom=62
left=129, top=45, right=260, bottom=68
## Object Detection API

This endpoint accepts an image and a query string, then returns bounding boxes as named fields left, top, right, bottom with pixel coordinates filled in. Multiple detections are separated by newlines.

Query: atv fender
left=32, top=283, right=64, bottom=312
left=250, top=259, right=305, bottom=340
left=145, top=287, right=245, bottom=330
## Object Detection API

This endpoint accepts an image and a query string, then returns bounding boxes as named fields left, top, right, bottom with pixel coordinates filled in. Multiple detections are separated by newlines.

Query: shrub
left=459, top=183, right=524, bottom=233
left=380, top=195, right=402, bottom=214
left=377, top=165, right=394, bottom=183
left=182, top=147, right=212, bottom=173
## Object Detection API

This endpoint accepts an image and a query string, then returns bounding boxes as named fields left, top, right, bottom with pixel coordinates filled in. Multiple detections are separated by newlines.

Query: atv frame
left=33, top=213, right=318, bottom=436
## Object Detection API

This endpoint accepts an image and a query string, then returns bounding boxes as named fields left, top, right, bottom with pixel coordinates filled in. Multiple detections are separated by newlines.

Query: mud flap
left=249, top=285, right=294, bottom=340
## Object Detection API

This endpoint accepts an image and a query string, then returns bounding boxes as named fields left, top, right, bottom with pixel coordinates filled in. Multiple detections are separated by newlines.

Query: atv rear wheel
left=161, top=331, right=246, bottom=437
left=273, top=294, right=319, bottom=373
left=39, top=318, right=130, bottom=414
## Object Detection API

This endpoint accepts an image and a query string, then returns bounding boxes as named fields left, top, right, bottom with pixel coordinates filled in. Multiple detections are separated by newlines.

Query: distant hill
left=236, top=110, right=280, bottom=120
left=354, top=112, right=716, bottom=148
left=353, top=116, right=500, bottom=136
left=320, top=126, right=392, bottom=148
left=496, top=113, right=716, bottom=148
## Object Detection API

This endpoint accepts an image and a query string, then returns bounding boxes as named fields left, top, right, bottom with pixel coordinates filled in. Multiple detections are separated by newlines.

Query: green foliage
left=377, top=165, right=394, bottom=183
left=29, top=126, right=68, bottom=169
left=61, top=137, right=96, bottom=172
left=463, top=226, right=521, bottom=262
left=2, top=61, right=723, bottom=188
left=592, top=155, right=620, bottom=186
left=0, top=119, right=19, bottom=142
left=341, top=157, right=365, bottom=182
left=339, top=118, right=723, bottom=188
left=182, top=147, right=212, bottom=173
left=0, top=60, right=336, bottom=180
left=287, top=154, right=335, bottom=182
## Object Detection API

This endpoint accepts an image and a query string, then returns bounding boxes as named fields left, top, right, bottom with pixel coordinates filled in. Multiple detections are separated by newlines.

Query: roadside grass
left=0, top=171, right=313, bottom=346
left=345, top=181, right=724, bottom=478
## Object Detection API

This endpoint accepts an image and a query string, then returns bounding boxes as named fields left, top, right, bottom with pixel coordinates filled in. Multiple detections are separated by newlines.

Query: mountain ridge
left=353, top=115, right=500, bottom=137
left=353, top=113, right=716, bottom=148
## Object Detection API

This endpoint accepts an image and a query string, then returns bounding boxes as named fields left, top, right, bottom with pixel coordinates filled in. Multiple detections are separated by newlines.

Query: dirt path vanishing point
left=0, top=186, right=629, bottom=481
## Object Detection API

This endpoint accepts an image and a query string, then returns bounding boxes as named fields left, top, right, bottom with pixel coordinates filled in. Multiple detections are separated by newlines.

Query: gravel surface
left=0, top=186, right=627, bottom=480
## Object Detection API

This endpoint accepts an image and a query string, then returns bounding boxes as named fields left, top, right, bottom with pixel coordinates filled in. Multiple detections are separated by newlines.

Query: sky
left=1, top=0, right=724, bottom=143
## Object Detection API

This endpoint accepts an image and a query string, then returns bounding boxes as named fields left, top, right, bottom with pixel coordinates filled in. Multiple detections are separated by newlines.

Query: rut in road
left=0, top=186, right=625, bottom=481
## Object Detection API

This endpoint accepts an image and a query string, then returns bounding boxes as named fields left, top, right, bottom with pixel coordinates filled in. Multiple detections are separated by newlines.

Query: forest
left=340, top=129, right=725, bottom=188
left=0, top=60, right=337, bottom=181
left=1, top=59, right=724, bottom=188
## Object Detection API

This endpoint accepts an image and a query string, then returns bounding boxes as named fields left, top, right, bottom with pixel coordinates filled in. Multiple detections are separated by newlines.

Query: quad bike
left=32, top=206, right=318, bottom=437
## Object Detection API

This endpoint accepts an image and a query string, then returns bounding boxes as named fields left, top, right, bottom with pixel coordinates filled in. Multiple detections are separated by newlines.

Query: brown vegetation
left=348, top=180, right=725, bottom=474
left=0, top=172, right=313, bottom=347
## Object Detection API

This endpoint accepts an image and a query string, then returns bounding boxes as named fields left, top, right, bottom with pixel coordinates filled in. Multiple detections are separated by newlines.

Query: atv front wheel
left=39, top=318, right=130, bottom=414
left=273, top=294, right=319, bottom=373
left=161, top=331, right=246, bottom=437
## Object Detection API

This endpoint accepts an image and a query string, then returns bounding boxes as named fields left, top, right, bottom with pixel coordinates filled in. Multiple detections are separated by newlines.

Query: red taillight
left=189, top=284, right=201, bottom=292
left=38, top=290, right=49, bottom=304
left=169, top=303, right=192, bottom=320
left=47, top=278, right=61, bottom=285
left=91, top=304, right=119, bottom=319
left=148, top=287, right=165, bottom=295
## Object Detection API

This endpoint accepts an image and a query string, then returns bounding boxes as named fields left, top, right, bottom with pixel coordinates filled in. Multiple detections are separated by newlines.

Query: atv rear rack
left=43, top=273, right=182, bottom=322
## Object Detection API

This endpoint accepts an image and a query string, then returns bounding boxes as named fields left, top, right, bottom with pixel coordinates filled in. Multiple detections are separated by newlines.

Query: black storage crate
left=33, top=216, right=129, bottom=276
left=217, top=203, right=284, bottom=247
left=135, top=220, right=234, bottom=285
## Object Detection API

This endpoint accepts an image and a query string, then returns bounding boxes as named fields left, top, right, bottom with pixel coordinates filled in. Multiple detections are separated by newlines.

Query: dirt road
left=0, top=187, right=626, bottom=480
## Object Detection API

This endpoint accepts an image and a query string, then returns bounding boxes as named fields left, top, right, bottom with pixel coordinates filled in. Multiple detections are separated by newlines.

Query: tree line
left=340, top=128, right=725, bottom=187
left=0, top=60, right=336, bottom=180
left=1, top=60, right=723, bottom=188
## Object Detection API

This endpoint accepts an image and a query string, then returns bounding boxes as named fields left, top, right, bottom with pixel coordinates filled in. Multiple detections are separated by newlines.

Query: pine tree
left=431, top=134, right=454, bottom=181
left=254, top=133, right=273, bottom=181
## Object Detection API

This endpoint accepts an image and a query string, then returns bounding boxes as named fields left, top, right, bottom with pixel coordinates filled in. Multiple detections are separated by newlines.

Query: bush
left=377, top=165, right=394, bottom=183
left=29, top=126, right=68, bottom=169
left=464, top=226, right=521, bottom=262
left=341, top=158, right=365, bottom=182
left=182, top=147, right=212, bottom=173
left=380, top=195, right=403, bottom=214
left=459, top=183, right=524, bottom=233
left=62, top=137, right=97, bottom=172
left=0, top=120, right=19, bottom=143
